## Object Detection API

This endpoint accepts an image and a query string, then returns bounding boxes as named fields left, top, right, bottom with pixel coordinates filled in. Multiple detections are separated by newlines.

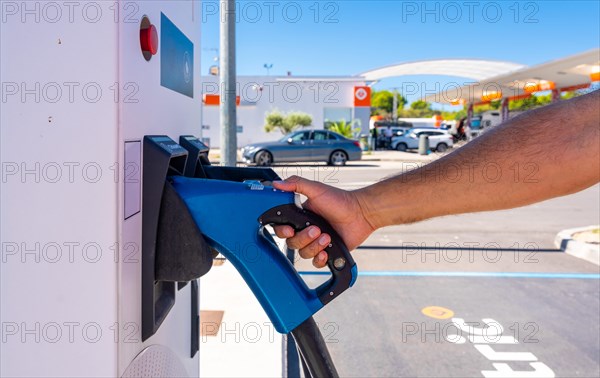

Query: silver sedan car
left=241, top=130, right=362, bottom=166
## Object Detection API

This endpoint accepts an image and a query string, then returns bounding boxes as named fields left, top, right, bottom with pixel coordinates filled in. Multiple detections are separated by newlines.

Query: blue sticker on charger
left=160, top=13, right=194, bottom=98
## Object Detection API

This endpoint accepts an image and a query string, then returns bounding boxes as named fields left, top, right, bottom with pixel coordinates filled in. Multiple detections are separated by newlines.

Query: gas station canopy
left=359, top=49, right=600, bottom=105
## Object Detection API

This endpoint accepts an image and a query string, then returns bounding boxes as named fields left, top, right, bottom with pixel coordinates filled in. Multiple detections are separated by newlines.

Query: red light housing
left=140, top=24, right=159, bottom=56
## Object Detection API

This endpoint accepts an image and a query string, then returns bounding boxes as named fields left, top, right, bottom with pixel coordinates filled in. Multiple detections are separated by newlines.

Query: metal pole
left=220, top=0, right=237, bottom=166
left=466, top=102, right=473, bottom=128
left=392, top=88, right=398, bottom=121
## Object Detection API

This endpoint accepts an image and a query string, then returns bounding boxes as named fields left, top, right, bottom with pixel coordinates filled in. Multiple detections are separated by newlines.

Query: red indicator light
left=140, top=24, right=158, bottom=56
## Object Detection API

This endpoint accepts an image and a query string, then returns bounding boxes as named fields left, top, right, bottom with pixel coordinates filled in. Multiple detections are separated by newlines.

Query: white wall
left=200, top=76, right=369, bottom=147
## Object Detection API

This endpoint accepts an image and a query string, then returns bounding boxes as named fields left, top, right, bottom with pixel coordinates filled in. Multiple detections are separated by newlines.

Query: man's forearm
left=356, top=90, right=600, bottom=229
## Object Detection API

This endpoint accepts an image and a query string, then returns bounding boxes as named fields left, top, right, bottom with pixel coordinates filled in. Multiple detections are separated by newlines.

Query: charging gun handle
left=259, top=204, right=357, bottom=305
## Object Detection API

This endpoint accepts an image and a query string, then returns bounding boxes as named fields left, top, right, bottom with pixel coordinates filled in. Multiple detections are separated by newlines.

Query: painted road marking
left=421, top=306, right=454, bottom=319
left=446, top=318, right=555, bottom=377
left=299, top=271, right=600, bottom=279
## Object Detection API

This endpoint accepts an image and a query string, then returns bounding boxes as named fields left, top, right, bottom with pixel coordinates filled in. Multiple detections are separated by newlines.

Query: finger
left=272, top=176, right=328, bottom=198
left=312, top=251, right=328, bottom=268
left=273, top=225, right=294, bottom=239
left=287, top=226, right=321, bottom=254
left=297, top=233, right=331, bottom=260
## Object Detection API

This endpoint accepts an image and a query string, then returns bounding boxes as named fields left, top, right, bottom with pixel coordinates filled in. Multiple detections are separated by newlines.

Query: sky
left=200, top=1, right=600, bottom=103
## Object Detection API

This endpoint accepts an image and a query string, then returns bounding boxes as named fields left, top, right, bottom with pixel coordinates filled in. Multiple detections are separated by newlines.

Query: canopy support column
left=552, top=88, right=561, bottom=102
left=501, top=98, right=510, bottom=122
left=466, top=103, right=474, bottom=128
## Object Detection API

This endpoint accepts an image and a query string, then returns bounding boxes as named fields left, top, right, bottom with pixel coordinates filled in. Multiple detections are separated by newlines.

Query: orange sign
left=523, top=82, right=539, bottom=93
left=354, top=86, right=371, bottom=107
left=524, top=80, right=556, bottom=93
left=481, top=90, right=502, bottom=102
left=591, top=67, right=600, bottom=82
left=538, top=80, right=556, bottom=91
left=203, top=94, right=240, bottom=106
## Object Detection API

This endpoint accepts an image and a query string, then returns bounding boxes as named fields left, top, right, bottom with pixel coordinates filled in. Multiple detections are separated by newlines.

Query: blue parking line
left=299, top=271, right=600, bottom=279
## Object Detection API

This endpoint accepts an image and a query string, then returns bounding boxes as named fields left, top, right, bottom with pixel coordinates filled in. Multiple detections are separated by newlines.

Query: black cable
left=300, top=355, right=312, bottom=378
left=285, top=248, right=302, bottom=378
left=291, top=317, right=339, bottom=378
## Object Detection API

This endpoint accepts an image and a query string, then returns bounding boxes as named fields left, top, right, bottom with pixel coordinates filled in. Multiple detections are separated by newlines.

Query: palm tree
left=326, top=119, right=361, bottom=139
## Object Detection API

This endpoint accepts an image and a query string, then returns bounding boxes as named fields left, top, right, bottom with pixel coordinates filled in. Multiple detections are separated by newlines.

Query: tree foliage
left=285, top=112, right=313, bottom=129
left=507, top=91, right=581, bottom=111
left=410, top=100, right=430, bottom=110
left=561, top=91, right=580, bottom=100
left=509, top=95, right=542, bottom=111
left=369, top=90, right=584, bottom=124
left=264, top=110, right=312, bottom=134
left=371, top=90, right=407, bottom=116
left=398, top=100, right=434, bottom=118
left=445, top=109, right=467, bottom=120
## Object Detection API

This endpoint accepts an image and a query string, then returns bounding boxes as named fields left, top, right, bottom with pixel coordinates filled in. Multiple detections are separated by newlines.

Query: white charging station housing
left=1, top=1, right=203, bottom=376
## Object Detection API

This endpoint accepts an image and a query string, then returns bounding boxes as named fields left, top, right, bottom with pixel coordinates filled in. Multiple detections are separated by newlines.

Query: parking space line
left=299, top=271, right=600, bottom=279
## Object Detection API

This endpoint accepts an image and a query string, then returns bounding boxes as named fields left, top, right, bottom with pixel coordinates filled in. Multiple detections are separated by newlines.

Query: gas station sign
left=354, top=86, right=371, bottom=107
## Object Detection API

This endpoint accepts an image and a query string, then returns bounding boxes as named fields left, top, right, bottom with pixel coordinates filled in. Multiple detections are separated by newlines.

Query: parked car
left=391, top=128, right=454, bottom=152
left=468, top=115, right=484, bottom=139
left=470, top=115, right=483, bottom=129
left=374, top=120, right=413, bottom=135
left=376, top=126, right=411, bottom=137
left=481, top=111, right=502, bottom=128
left=373, top=121, right=413, bottom=149
left=241, top=130, right=362, bottom=166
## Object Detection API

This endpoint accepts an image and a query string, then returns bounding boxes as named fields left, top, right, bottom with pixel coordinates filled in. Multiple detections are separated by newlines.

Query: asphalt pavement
left=269, top=159, right=600, bottom=378
left=204, top=151, right=599, bottom=377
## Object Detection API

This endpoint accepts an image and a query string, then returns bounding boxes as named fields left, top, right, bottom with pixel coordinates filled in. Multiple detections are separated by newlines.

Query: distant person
left=456, top=117, right=467, bottom=141
left=377, top=131, right=386, bottom=150
left=371, top=127, right=378, bottom=150
left=384, top=125, right=393, bottom=149
left=273, top=91, right=600, bottom=267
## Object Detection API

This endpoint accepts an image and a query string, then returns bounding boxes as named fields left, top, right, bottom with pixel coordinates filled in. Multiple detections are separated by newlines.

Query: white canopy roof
left=424, top=49, right=600, bottom=104
left=359, top=59, right=526, bottom=82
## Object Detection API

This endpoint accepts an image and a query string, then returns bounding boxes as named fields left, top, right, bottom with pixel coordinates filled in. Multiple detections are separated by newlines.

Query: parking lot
left=268, top=158, right=600, bottom=377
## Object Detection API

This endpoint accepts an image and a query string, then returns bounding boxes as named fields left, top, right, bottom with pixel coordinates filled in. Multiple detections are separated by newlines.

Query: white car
left=391, top=128, right=454, bottom=152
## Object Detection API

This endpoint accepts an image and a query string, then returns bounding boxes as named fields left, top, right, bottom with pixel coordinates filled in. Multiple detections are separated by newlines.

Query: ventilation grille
left=122, top=345, right=188, bottom=378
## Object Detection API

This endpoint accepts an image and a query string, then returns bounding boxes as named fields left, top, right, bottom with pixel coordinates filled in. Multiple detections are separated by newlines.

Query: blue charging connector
left=170, top=176, right=357, bottom=334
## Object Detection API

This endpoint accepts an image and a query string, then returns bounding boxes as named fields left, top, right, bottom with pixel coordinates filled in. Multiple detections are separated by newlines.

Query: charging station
left=1, top=1, right=359, bottom=376
left=1, top=1, right=206, bottom=376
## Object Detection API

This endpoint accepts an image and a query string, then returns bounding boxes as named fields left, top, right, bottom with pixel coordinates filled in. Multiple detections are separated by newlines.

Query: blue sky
left=200, top=1, right=599, bottom=102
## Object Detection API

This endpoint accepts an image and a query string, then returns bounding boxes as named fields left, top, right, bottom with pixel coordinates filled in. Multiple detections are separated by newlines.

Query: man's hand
left=272, top=176, right=375, bottom=268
